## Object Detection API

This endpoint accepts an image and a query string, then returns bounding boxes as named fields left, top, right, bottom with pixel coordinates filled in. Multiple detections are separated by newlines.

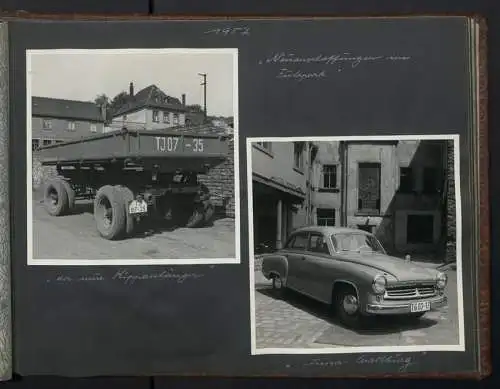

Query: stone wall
left=199, top=136, right=236, bottom=218
left=32, top=153, right=57, bottom=192
left=445, top=140, right=456, bottom=263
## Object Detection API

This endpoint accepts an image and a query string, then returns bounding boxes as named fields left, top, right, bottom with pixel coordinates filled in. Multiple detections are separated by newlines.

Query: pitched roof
left=113, top=84, right=186, bottom=117
left=32, top=96, right=104, bottom=122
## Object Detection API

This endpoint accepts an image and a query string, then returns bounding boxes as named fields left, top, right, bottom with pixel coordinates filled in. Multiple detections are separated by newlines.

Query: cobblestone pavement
left=254, top=269, right=459, bottom=349
left=32, top=199, right=236, bottom=260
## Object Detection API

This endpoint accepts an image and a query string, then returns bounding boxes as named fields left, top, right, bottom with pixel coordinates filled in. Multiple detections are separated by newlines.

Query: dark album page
left=10, top=17, right=480, bottom=376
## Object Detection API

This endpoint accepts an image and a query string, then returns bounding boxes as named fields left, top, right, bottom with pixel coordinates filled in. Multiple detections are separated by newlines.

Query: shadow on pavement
left=257, top=286, right=439, bottom=337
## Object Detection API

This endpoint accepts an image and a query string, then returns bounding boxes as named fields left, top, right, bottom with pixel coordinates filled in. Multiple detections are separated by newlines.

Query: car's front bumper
left=365, top=294, right=447, bottom=315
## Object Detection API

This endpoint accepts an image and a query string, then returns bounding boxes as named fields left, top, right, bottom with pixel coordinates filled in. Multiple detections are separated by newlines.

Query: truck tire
left=115, top=185, right=135, bottom=237
left=43, top=178, right=69, bottom=216
left=94, top=185, right=127, bottom=240
left=60, top=179, right=75, bottom=212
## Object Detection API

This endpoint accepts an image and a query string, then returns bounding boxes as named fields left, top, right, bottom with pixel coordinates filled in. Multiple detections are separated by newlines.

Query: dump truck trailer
left=37, top=127, right=229, bottom=240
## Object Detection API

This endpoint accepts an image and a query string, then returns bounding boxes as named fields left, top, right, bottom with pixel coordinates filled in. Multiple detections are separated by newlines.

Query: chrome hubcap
left=343, top=294, right=359, bottom=315
left=273, top=277, right=283, bottom=289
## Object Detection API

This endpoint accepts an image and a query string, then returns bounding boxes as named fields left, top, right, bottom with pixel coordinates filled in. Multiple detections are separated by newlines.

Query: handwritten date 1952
left=204, top=27, right=250, bottom=36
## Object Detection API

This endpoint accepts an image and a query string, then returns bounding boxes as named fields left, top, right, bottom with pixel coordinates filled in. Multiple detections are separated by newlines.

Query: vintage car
left=261, top=226, right=448, bottom=328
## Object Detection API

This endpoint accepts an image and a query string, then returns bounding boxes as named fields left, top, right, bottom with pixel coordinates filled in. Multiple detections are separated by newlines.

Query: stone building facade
left=32, top=96, right=105, bottom=150
left=251, top=139, right=453, bottom=259
left=250, top=141, right=313, bottom=250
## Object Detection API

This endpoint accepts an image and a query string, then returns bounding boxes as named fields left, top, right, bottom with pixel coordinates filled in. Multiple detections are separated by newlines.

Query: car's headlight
left=372, top=274, right=387, bottom=294
left=436, top=272, right=447, bottom=289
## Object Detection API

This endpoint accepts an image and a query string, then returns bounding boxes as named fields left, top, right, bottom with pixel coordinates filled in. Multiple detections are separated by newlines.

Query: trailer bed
left=38, top=129, right=229, bottom=171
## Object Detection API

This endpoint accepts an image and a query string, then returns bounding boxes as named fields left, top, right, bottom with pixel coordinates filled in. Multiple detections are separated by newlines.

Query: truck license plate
left=410, top=301, right=431, bottom=313
left=128, top=200, right=148, bottom=215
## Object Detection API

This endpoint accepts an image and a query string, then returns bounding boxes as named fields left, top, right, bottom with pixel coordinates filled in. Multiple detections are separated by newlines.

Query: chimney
left=129, top=82, right=134, bottom=96
left=181, top=94, right=186, bottom=106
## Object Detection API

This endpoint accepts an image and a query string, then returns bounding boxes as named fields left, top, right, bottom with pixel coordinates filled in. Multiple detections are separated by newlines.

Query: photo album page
left=0, top=15, right=489, bottom=379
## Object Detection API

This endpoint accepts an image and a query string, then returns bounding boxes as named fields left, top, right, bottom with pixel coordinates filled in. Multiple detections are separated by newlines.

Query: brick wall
left=445, top=140, right=456, bottom=263
left=199, top=136, right=236, bottom=218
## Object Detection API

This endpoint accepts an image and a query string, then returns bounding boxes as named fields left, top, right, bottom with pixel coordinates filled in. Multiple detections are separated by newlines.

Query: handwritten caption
left=204, top=27, right=250, bottom=36
left=47, top=268, right=205, bottom=285
left=295, top=354, right=416, bottom=372
left=259, top=52, right=412, bottom=81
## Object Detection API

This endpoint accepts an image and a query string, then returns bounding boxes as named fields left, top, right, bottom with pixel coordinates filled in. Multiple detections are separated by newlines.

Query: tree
left=94, top=93, right=110, bottom=107
left=110, top=91, right=130, bottom=111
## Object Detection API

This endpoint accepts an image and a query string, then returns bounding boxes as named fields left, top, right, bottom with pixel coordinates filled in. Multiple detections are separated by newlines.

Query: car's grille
left=384, top=283, right=437, bottom=300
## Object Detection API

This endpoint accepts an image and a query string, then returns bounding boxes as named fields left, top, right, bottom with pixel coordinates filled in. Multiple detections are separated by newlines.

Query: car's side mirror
left=405, top=254, right=411, bottom=261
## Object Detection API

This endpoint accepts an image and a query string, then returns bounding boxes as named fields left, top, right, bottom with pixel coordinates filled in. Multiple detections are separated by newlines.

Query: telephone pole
left=198, top=73, right=207, bottom=122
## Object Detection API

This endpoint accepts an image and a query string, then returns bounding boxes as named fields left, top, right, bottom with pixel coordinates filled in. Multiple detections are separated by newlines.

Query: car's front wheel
left=334, top=286, right=364, bottom=329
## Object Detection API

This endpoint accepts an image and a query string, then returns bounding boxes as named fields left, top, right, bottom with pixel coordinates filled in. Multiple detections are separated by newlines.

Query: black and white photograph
left=247, top=135, right=464, bottom=354
left=27, top=49, right=239, bottom=265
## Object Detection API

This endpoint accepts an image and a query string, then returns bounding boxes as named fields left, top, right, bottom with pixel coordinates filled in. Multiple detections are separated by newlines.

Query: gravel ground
left=32, top=198, right=236, bottom=261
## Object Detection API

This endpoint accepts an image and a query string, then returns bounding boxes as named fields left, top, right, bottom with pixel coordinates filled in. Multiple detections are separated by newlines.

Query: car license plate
left=410, top=301, right=431, bottom=313
left=128, top=200, right=147, bottom=215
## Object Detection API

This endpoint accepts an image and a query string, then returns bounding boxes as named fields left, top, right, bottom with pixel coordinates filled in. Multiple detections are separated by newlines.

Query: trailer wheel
left=94, top=185, right=126, bottom=240
left=43, top=179, right=69, bottom=216
left=59, top=179, right=75, bottom=212
left=115, top=185, right=135, bottom=237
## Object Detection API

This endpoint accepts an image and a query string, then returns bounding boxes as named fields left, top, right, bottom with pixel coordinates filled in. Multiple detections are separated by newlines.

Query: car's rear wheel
left=271, top=274, right=286, bottom=297
left=334, top=285, right=364, bottom=329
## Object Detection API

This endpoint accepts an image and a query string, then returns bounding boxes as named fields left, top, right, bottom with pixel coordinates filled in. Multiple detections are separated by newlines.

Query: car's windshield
left=331, top=233, right=385, bottom=254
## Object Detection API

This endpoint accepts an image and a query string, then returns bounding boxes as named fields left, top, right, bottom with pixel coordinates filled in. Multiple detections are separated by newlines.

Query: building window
left=407, top=214, right=434, bottom=244
left=163, top=111, right=170, bottom=123
left=152, top=110, right=160, bottom=123
left=256, top=142, right=272, bottom=152
left=399, top=167, right=414, bottom=193
left=173, top=113, right=179, bottom=125
left=32, top=139, right=40, bottom=151
left=317, top=208, right=336, bottom=226
left=42, top=119, right=52, bottom=130
left=423, top=167, right=440, bottom=194
left=293, top=142, right=305, bottom=171
left=67, top=121, right=76, bottom=131
left=358, top=162, right=381, bottom=213
left=90, top=124, right=97, bottom=133
left=322, top=165, right=338, bottom=189
left=42, top=139, right=52, bottom=146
